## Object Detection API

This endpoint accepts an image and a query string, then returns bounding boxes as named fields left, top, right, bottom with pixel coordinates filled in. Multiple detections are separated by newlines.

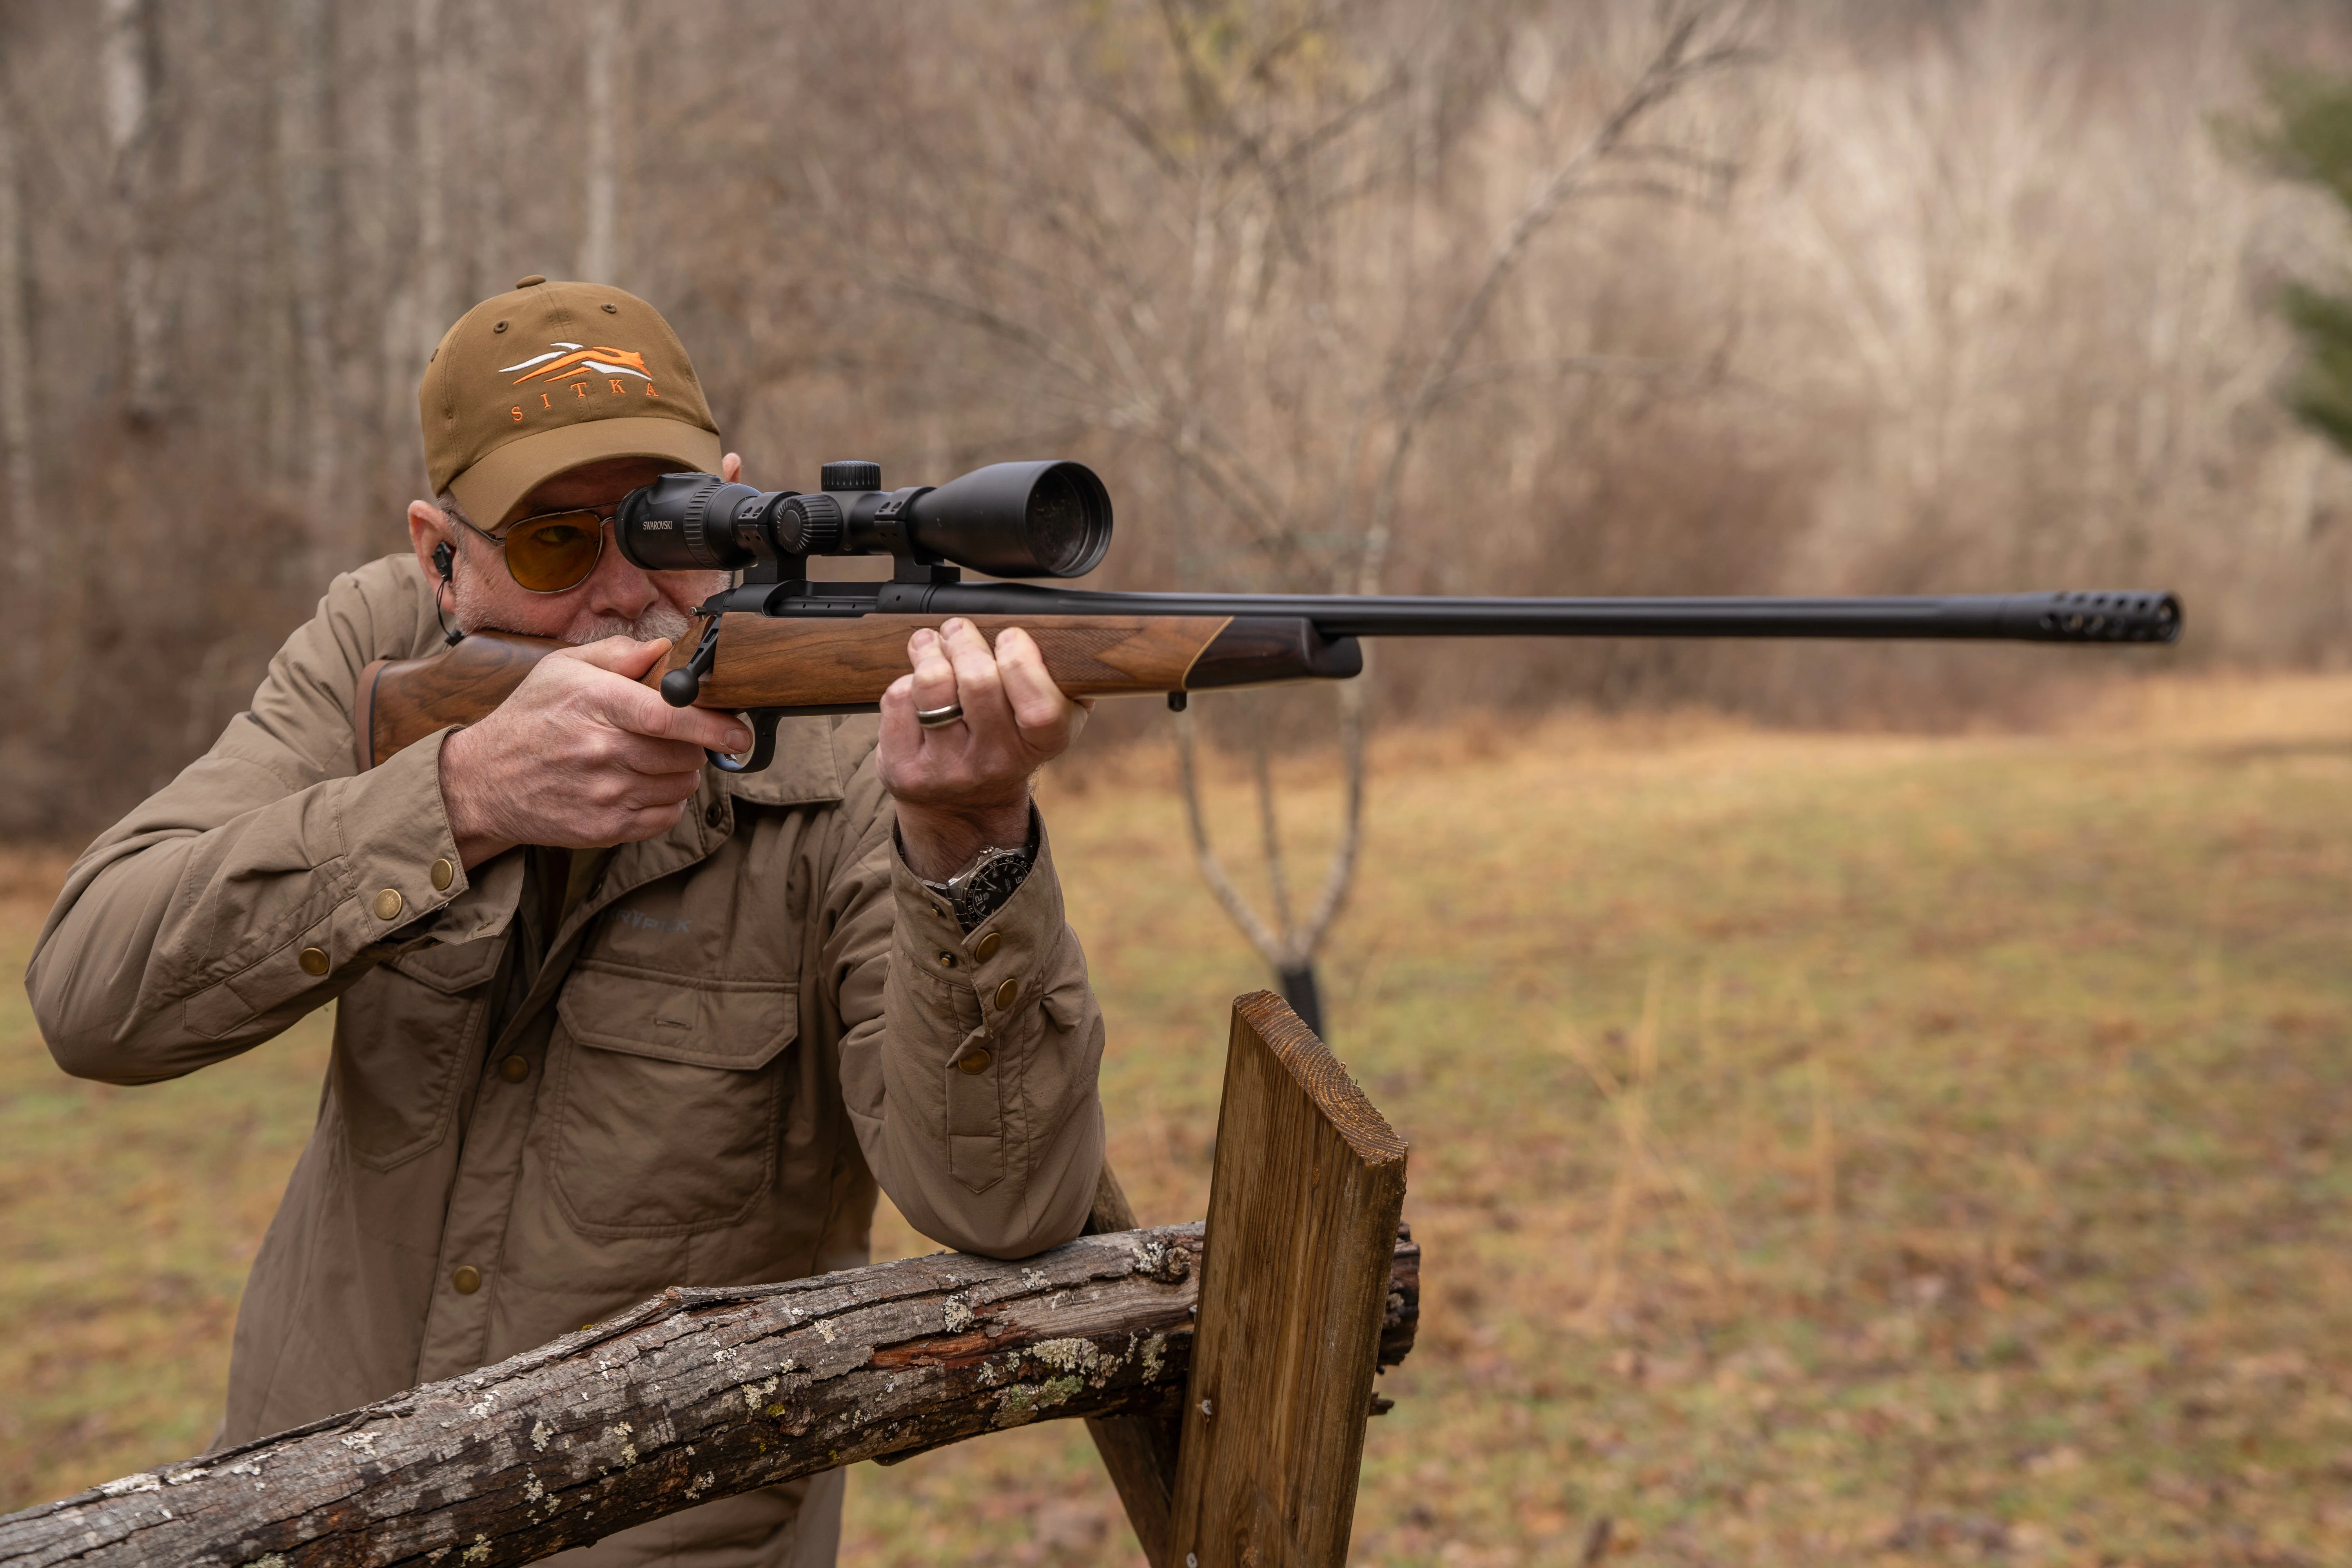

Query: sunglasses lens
left=504, top=512, right=604, bottom=592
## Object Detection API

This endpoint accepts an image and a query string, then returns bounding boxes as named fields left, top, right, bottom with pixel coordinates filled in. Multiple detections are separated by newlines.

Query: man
left=26, top=277, right=1107, bottom=1566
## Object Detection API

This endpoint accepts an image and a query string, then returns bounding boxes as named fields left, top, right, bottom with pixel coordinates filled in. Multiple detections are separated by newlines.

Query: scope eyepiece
left=615, top=458, right=1112, bottom=580
left=616, top=473, right=779, bottom=573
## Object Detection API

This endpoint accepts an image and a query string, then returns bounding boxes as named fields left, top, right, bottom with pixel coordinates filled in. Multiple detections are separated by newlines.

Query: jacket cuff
left=180, top=728, right=513, bottom=1037
left=891, top=813, right=1077, bottom=1034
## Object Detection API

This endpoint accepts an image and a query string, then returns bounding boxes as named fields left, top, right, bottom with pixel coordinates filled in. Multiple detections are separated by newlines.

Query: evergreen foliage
left=2251, top=72, right=2352, bottom=451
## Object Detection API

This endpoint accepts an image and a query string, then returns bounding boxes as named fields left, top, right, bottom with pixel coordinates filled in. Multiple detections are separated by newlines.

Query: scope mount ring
left=707, top=708, right=785, bottom=774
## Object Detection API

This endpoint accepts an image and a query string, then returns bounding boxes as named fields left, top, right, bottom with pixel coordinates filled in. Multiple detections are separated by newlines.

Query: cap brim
left=447, top=416, right=724, bottom=528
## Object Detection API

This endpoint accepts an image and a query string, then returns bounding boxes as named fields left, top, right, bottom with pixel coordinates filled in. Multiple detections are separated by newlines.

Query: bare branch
left=1250, top=722, right=1297, bottom=939
left=1296, top=673, right=1367, bottom=952
left=1355, top=0, right=1755, bottom=593
left=1172, top=707, right=1289, bottom=964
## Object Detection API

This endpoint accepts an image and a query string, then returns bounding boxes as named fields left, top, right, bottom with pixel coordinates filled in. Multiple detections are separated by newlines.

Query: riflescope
left=615, top=458, right=1113, bottom=579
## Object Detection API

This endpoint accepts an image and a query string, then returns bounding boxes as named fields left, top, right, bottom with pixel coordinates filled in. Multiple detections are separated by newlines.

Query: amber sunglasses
left=450, top=501, right=619, bottom=594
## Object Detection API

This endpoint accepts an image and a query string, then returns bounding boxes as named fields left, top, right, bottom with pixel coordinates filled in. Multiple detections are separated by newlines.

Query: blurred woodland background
left=11, top=5, right=2352, bottom=1560
left=6, top=0, right=2352, bottom=836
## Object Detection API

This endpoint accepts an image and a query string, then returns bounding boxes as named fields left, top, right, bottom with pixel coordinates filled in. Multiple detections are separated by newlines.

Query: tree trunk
left=275, top=0, right=337, bottom=561
left=412, top=0, right=448, bottom=348
left=0, top=99, right=34, bottom=578
left=102, top=0, right=162, bottom=426
left=0, top=1225, right=1418, bottom=1568
left=1276, top=963, right=1325, bottom=1039
left=578, top=0, right=622, bottom=283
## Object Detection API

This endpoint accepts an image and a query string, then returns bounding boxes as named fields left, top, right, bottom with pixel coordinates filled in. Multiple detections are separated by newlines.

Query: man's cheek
left=659, top=571, right=731, bottom=611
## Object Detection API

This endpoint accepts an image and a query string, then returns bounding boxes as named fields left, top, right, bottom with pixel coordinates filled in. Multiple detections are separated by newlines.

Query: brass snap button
left=372, top=888, right=405, bottom=921
left=298, top=946, right=330, bottom=976
left=957, top=1047, right=993, bottom=1074
left=430, top=857, right=456, bottom=891
left=995, top=978, right=1020, bottom=1011
left=937, top=951, right=958, bottom=968
left=452, top=1265, right=482, bottom=1294
left=975, top=931, right=1003, bottom=963
left=498, top=1055, right=531, bottom=1084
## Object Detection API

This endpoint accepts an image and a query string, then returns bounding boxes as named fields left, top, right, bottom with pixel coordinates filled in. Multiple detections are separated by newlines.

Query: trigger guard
left=707, top=710, right=782, bottom=774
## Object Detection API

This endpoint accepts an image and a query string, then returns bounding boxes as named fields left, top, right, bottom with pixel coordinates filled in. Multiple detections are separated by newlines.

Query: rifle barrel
left=893, top=584, right=2183, bottom=644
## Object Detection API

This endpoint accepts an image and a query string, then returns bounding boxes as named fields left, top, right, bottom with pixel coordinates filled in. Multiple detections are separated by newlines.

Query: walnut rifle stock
left=356, top=584, right=2181, bottom=773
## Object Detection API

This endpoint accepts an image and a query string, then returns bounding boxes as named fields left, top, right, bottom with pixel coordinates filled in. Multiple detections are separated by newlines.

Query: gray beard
left=450, top=568, right=701, bottom=647
left=562, top=603, right=695, bottom=645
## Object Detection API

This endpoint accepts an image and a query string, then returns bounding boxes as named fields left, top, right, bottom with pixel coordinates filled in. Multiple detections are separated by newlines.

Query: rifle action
left=356, top=457, right=2184, bottom=773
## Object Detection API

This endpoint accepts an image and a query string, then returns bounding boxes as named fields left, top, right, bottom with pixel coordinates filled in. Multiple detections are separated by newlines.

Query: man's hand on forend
left=880, top=619, right=1089, bottom=880
left=439, top=637, right=753, bottom=868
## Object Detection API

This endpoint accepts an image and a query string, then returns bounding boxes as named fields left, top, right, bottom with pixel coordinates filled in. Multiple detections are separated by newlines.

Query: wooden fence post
left=1168, top=990, right=1410, bottom=1568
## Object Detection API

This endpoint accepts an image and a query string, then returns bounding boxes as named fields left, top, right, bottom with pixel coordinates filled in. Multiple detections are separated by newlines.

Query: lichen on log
left=0, top=1223, right=1418, bottom=1568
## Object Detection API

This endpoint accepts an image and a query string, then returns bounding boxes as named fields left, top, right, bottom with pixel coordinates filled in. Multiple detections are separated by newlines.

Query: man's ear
left=721, top=451, right=742, bottom=484
left=407, top=497, right=455, bottom=584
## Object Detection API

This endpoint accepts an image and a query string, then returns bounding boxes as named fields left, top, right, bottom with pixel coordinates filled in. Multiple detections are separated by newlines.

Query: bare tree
left=101, top=0, right=162, bottom=426
left=579, top=0, right=623, bottom=284
left=859, top=0, right=1756, bottom=1033
left=0, top=90, right=33, bottom=610
left=412, top=0, right=450, bottom=352
left=275, top=0, right=337, bottom=562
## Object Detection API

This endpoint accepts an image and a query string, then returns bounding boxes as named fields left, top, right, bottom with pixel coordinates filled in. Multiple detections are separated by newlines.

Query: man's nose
left=577, top=520, right=659, bottom=617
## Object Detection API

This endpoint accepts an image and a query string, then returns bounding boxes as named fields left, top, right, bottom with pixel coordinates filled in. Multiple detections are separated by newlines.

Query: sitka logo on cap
left=501, top=341, right=662, bottom=420
left=501, top=342, right=652, bottom=384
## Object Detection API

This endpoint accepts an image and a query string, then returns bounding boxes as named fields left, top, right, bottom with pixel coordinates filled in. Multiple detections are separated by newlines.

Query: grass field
left=5, top=677, right=2352, bottom=1566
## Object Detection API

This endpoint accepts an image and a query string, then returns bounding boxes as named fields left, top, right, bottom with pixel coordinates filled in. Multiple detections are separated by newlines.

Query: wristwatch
left=912, top=829, right=1038, bottom=932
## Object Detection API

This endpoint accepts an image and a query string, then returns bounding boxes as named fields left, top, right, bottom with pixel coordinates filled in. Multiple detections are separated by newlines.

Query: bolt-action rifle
left=355, top=458, right=2182, bottom=773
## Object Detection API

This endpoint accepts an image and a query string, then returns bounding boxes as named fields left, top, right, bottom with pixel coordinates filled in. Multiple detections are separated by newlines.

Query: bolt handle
left=661, top=619, right=724, bottom=708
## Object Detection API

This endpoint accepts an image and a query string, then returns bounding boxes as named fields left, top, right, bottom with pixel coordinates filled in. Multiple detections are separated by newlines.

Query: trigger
left=708, top=710, right=782, bottom=774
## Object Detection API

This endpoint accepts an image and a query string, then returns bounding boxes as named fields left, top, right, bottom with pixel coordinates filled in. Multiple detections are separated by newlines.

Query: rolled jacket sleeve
left=27, top=557, right=516, bottom=1084
left=826, top=784, right=1106, bottom=1260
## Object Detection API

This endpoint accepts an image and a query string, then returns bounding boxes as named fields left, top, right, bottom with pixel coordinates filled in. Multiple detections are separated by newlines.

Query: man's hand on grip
left=439, top=637, right=753, bottom=868
left=880, top=620, right=1089, bottom=880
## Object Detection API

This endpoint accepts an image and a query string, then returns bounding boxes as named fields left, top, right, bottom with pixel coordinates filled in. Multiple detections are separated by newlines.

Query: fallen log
left=0, top=1223, right=1417, bottom=1568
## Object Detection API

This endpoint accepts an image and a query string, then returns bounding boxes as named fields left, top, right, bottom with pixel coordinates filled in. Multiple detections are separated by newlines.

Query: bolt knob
left=820, top=460, right=882, bottom=491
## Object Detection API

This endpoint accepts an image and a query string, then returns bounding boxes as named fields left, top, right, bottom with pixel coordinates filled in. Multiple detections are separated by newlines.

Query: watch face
left=951, top=847, right=1033, bottom=927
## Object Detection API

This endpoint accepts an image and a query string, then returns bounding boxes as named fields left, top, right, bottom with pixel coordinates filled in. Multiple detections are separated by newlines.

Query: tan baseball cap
left=419, top=275, right=724, bottom=529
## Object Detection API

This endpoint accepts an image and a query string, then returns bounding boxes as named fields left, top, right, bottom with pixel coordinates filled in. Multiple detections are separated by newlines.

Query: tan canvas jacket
left=25, top=555, right=1108, bottom=1567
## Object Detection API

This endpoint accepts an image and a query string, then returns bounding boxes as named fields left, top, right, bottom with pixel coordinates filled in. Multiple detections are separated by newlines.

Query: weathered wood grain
left=0, top=1225, right=1417, bottom=1568
left=1170, top=992, right=1412, bottom=1568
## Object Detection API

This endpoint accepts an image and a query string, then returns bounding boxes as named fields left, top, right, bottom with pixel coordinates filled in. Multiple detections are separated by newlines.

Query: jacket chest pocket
left=549, top=964, right=799, bottom=1239
left=336, top=938, right=505, bottom=1171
